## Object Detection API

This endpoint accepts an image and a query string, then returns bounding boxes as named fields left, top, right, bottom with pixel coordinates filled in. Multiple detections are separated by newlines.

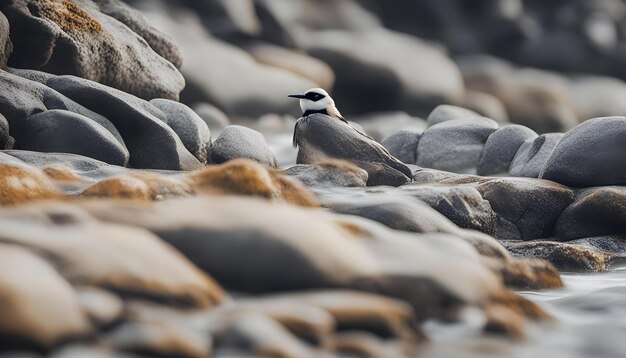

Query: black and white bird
left=288, top=88, right=412, bottom=184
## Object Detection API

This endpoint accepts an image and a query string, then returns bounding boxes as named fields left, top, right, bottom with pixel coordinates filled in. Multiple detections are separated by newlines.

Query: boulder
left=19, top=110, right=129, bottom=166
left=0, top=244, right=91, bottom=350
left=476, top=177, right=574, bottom=240
left=416, top=117, right=498, bottom=173
left=46, top=75, right=201, bottom=170
left=306, top=29, right=464, bottom=115
left=509, top=133, right=563, bottom=178
left=502, top=240, right=616, bottom=271
left=0, top=113, right=14, bottom=150
left=191, top=103, right=230, bottom=133
left=210, top=125, right=277, bottom=167
left=150, top=99, right=211, bottom=164
left=555, top=187, right=626, bottom=240
left=568, top=236, right=626, bottom=257
left=284, top=160, right=368, bottom=188
left=540, top=117, right=626, bottom=187
left=426, top=105, right=482, bottom=127
left=1, top=0, right=184, bottom=100
left=0, top=10, right=11, bottom=68
left=477, top=125, right=538, bottom=175
left=381, top=130, right=421, bottom=164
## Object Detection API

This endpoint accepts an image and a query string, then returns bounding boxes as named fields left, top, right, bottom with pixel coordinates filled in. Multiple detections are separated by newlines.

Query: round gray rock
left=540, top=117, right=626, bottom=187
left=381, top=129, right=421, bottom=164
left=426, top=105, right=481, bottom=127
left=0, top=113, right=14, bottom=150
left=210, top=125, right=277, bottom=167
left=509, top=133, right=563, bottom=178
left=477, top=125, right=538, bottom=176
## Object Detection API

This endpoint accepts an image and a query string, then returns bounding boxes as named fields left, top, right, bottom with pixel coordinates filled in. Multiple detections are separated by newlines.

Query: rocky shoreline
left=1, top=0, right=626, bottom=357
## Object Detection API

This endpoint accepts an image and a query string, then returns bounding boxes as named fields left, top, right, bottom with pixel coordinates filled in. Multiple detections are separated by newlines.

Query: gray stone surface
left=210, top=125, right=277, bottom=167
left=477, top=125, right=538, bottom=175
left=509, top=133, right=563, bottom=178
left=381, top=129, right=421, bottom=164
left=426, top=104, right=481, bottom=127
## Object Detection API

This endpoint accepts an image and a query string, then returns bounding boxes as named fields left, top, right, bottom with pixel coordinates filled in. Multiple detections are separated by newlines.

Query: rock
left=0, top=113, right=14, bottom=150
left=426, top=105, right=482, bottom=127
left=0, top=10, right=11, bottom=68
left=0, top=163, right=61, bottom=205
left=509, top=133, right=563, bottom=178
left=150, top=99, right=211, bottom=164
left=477, top=125, right=538, bottom=175
left=293, top=113, right=412, bottom=185
left=555, top=187, right=626, bottom=240
left=210, top=125, right=277, bottom=167
left=381, top=130, right=421, bottom=164
left=46, top=75, right=201, bottom=170
left=462, top=90, right=509, bottom=123
left=0, top=203, right=226, bottom=308
left=284, top=160, right=368, bottom=188
left=400, top=184, right=496, bottom=235
left=417, top=117, right=498, bottom=173
left=540, top=116, right=626, bottom=187
left=7, top=67, right=56, bottom=84
left=568, top=236, right=626, bottom=257
left=186, top=159, right=318, bottom=207
left=306, top=29, right=464, bottom=115
left=80, top=175, right=151, bottom=201
left=19, top=110, right=129, bottom=166
left=94, top=0, right=182, bottom=68
left=499, top=258, right=563, bottom=290
left=476, top=177, right=574, bottom=240
left=42, top=164, right=88, bottom=183
left=351, top=112, right=426, bottom=141
left=0, top=244, right=91, bottom=350
left=501, top=240, right=615, bottom=271
left=411, top=166, right=482, bottom=185
left=76, top=287, right=124, bottom=327
left=191, top=103, right=230, bottom=133
left=0, top=70, right=124, bottom=146
left=1, top=0, right=184, bottom=100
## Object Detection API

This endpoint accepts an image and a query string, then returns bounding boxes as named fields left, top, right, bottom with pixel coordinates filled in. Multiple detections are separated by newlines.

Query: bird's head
left=288, top=88, right=336, bottom=114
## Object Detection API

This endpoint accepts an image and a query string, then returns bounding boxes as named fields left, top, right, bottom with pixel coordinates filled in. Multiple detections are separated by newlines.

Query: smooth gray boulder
left=19, top=110, right=129, bottom=166
left=381, top=130, right=421, bottom=164
left=210, top=125, right=277, bottom=167
left=0, top=10, right=11, bottom=68
left=0, top=113, right=14, bottom=150
left=509, top=133, right=563, bottom=178
left=417, top=117, right=498, bottom=173
left=477, top=125, right=538, bottom=175
left=426, top=105, right=481, bottom=127
left=285, top=160, right=368, bottom=188
left=150, top=99, right=211, bottom=164
left=540, top=117, right=626, bottom=187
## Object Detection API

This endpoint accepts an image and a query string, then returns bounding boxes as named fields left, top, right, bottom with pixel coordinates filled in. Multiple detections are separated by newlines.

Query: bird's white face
left=288, top=88, right=335, bottom=113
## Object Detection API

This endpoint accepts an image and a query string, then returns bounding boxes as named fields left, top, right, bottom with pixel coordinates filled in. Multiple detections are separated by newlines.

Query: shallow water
left=423, top=267, right=626, bottom=358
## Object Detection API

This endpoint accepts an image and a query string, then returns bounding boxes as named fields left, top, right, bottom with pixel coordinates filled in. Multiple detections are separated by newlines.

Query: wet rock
left=555, top=187, right=626, bottom=240
left=0, top=113, right=14, bottom=150
left=285, top=160, right=368, bottom=188
left=46, top=75, right=201, bottom=170
left=509, top=133, right=563, bottom=178
left=477, top=125, right=538, bottom=176
left=306, top=29, right=464, bottom=115
left=381, top=130, right=421, bottom=164
left=568, top=236, right=626, bottom=256
left=0, top=244, right=91, bottom=350
left=426, top=104, right=482, bottom=127
left=540, top=117, right=626, bottom=187
left=400, top=184, right=496, bottom=235
left=0, top=203, right=226, bottom=308
left=417, top=117, right=498, bottom=173
left=476, top=178, right=574, bottom=240
left=1, top=0, right=184, bottom=100
left=191, top=103, right=230, bottom=133
left=19, top=110, right=129, bottom=166
left=0, top=10, right=11, bottom=68
left=150, top=99, right=211, bottom=164
left=0, top=163, right=61, bottom=205
left=210, top=125, right=277, bottom=167
left=502, top=240, right=615, bottom=272
left=94, top=0, right=182, bottom=68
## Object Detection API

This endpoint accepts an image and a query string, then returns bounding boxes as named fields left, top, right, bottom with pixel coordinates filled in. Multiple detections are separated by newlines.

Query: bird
left=288, top=88, right=412, bottom=183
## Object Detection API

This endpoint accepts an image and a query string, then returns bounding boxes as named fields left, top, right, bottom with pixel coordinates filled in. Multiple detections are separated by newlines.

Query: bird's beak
left=288, top=93, right=307, bottom=99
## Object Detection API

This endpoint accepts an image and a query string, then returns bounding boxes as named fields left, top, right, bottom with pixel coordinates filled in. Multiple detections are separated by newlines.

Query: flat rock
left=150, top=99, right=211, bottom=164
left=20, top=110, right=129, bottom=166
left=1, top=0, right=184, bottom=100
left=284, top=160, right=368, bottom=188
left=46, top=75, right=201, bottom=170
left=509, top=133, right=563, bottom=178
left=477, top=125, right=538, bottom=176
left=210, top=125, right=277, bottom=167
left=476, top=177, right=574, bottom=240
left=417, top=117, right=498, bottom=173
left=0, top=244, right=91, bottom=350
left=501, top=240, right=616, bottom=271
left=555, top=187, right=626, bottom=240
left=426, top=105, right=482, bottom=127
left=540, top=116, right=626, bottom=187
left=381, top=130, right=421, bottom=164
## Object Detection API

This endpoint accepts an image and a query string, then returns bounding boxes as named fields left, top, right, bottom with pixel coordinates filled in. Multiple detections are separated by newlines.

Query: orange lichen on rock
left=43, top=164, right=88, bottom=183
left=0, top=163, right=62, bottom=205
left=80, top=175, right=151, bottom=201
left=500, top=258, right=563, bottom=290
left=268, top=169, right=319, bottom=207
left=30, top=0, right=103, bottom=33
left=128, top=172, right=193, bottom=200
